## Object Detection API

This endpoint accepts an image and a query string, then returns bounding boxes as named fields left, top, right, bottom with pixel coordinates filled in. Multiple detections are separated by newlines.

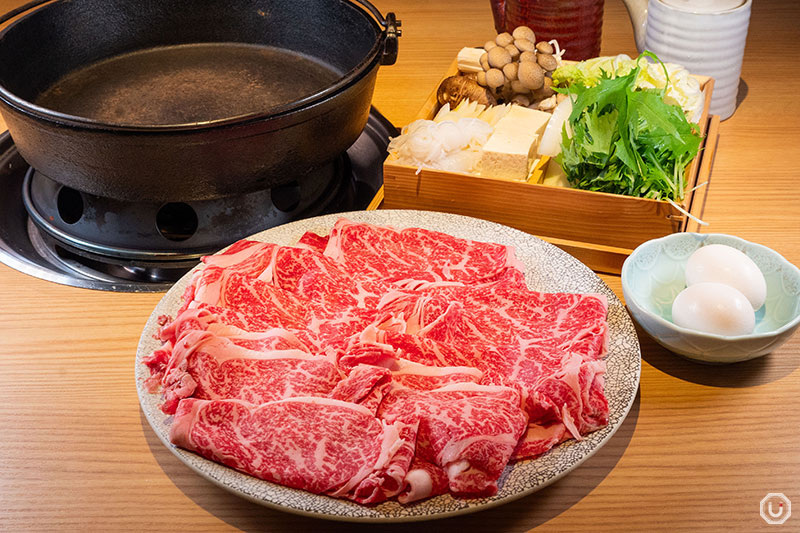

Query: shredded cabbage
left=552, top=54, right=704, bottom=123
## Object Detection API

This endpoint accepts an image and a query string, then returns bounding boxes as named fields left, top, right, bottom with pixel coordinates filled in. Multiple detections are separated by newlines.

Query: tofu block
left=480, top=106, right=552, bottom=181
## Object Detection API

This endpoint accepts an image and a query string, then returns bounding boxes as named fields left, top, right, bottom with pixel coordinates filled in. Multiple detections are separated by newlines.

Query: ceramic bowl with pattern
left=621, top=232, right=800, bottom=364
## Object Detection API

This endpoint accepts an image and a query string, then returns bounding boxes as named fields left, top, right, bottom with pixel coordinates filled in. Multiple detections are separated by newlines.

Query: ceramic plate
left=136, top=210, right=641, bottom=522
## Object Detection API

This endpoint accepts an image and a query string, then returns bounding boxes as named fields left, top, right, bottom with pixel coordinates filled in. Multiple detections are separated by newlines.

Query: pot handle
left=0, top=0, right=51, bottom=25
left=351, top=0, right=402, bottom=66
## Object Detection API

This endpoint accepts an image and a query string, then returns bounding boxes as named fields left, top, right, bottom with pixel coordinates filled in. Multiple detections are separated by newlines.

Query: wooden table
left=1, top=1, right=798, bottom=531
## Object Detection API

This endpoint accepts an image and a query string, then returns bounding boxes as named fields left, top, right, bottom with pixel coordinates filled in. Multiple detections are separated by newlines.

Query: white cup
left=643, top=0, right=751, bottom=120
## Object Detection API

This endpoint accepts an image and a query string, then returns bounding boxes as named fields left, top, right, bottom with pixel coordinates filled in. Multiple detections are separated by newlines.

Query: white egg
left=671, top=282, right=755, bottom=336
left=685, top=244, right=767, bottom=310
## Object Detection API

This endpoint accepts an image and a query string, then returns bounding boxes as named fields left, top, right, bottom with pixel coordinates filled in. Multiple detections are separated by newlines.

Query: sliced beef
left=170, top=397, right=417, bottom=504
left=389, top=358, right=483, bottom=390
left=338, top=326, right=473, bottom=370
left=155, top=330, right=341, bottom=414
left=328, top=364, right=392, bottom=413
left=323, top=218, right=524, bottom=284
left=378, top=383, right=528, bottom=498
left=201, top=240, right=278, bottom=276
left=150, top=218, right=612, bottom=504
left=366, top=282, right=610, bottom=457
left=188, top=267, right=309, bottom=330
left=296, top=231, right=330, bottom=253
left=397, top=458, right=450, bottom=504
left=512, top=422, right=568, bottom=459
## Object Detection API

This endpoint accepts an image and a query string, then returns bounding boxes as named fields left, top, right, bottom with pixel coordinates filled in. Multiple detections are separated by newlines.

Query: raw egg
left=685, top=244, right=767, bottom=310
left=671, top=282, right=756, bottom=336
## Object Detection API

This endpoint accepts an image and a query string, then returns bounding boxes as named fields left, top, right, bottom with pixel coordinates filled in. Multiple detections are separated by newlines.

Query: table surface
left=1, top=1, right=798, bottom=531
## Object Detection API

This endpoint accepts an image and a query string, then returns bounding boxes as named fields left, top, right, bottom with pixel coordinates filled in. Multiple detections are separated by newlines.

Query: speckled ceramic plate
left=136, top=210, right=641, bottom=523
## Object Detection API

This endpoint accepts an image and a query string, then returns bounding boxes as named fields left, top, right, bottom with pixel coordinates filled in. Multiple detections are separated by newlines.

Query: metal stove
left=0, top=109, right=395, bottom=292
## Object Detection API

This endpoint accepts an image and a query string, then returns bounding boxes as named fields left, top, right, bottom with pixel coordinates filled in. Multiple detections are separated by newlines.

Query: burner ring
left=23, top=173, right=206, bottom=261
left=22, top=156, right=347, bottom=262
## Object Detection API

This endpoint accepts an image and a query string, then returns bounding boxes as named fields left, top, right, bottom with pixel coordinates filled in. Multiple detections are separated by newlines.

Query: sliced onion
left=537, top=95, right=573, bottom=158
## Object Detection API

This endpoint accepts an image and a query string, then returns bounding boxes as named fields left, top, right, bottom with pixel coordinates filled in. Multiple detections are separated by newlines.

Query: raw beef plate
left=144, top=218, right=609, bottom=504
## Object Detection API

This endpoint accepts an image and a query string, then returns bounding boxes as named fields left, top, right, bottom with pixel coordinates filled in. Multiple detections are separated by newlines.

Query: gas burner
left=0, top=109, right=396, bottom=291
left=24, top=156, right=346, bottom=261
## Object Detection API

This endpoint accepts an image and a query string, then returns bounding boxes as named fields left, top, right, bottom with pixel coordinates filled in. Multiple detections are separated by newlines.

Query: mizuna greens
left=555, top=52, right=703, bottom=201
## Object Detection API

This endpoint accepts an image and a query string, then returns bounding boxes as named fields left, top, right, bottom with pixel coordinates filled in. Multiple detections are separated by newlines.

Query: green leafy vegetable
left=551, top=53, right=705, bottom=123
left=555, top=52, right=703, bottom=201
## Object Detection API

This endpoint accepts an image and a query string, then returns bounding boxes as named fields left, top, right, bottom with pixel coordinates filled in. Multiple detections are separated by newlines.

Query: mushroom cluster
left=474, top=26, right=563, bottom=110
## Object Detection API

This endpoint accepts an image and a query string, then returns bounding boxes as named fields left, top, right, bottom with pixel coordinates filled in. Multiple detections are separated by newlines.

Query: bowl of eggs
left=621, top=233, right=800, bottom=364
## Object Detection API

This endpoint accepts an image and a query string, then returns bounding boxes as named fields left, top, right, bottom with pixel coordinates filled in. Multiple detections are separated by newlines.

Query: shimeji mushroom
left=518, top=61, right=545, bottom=90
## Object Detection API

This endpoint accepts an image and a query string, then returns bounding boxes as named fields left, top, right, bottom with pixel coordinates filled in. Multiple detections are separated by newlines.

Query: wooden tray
left=372, top=60, right=720, bottom=274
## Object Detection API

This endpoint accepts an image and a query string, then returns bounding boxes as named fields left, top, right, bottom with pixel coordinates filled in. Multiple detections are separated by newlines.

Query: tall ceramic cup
left=629, top=0, right=752, bottom=120
left=490, top=0, right=605, bottom=61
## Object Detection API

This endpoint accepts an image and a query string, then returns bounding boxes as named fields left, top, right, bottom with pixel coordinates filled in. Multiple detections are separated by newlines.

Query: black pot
left=0, top=0, right=400, bottom=202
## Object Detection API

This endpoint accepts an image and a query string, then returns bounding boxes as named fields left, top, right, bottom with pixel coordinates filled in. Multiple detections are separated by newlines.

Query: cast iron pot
left=0, top=0, right=400, bottom=202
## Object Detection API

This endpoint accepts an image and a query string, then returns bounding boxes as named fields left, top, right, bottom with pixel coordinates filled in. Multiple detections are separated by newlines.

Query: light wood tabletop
left=0, top=0, right=798, bottom=531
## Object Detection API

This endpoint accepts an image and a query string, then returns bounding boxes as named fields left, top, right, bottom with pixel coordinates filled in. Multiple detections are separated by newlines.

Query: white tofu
left=480, top=106, right=552, bottom=181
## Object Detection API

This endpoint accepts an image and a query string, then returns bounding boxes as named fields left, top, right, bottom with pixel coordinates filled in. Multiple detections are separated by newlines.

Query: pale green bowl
left=621, top=233, right=800, bottom=364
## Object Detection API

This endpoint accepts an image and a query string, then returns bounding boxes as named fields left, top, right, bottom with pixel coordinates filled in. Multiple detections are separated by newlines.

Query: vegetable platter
left=378, top=57, right=720, bottom=274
